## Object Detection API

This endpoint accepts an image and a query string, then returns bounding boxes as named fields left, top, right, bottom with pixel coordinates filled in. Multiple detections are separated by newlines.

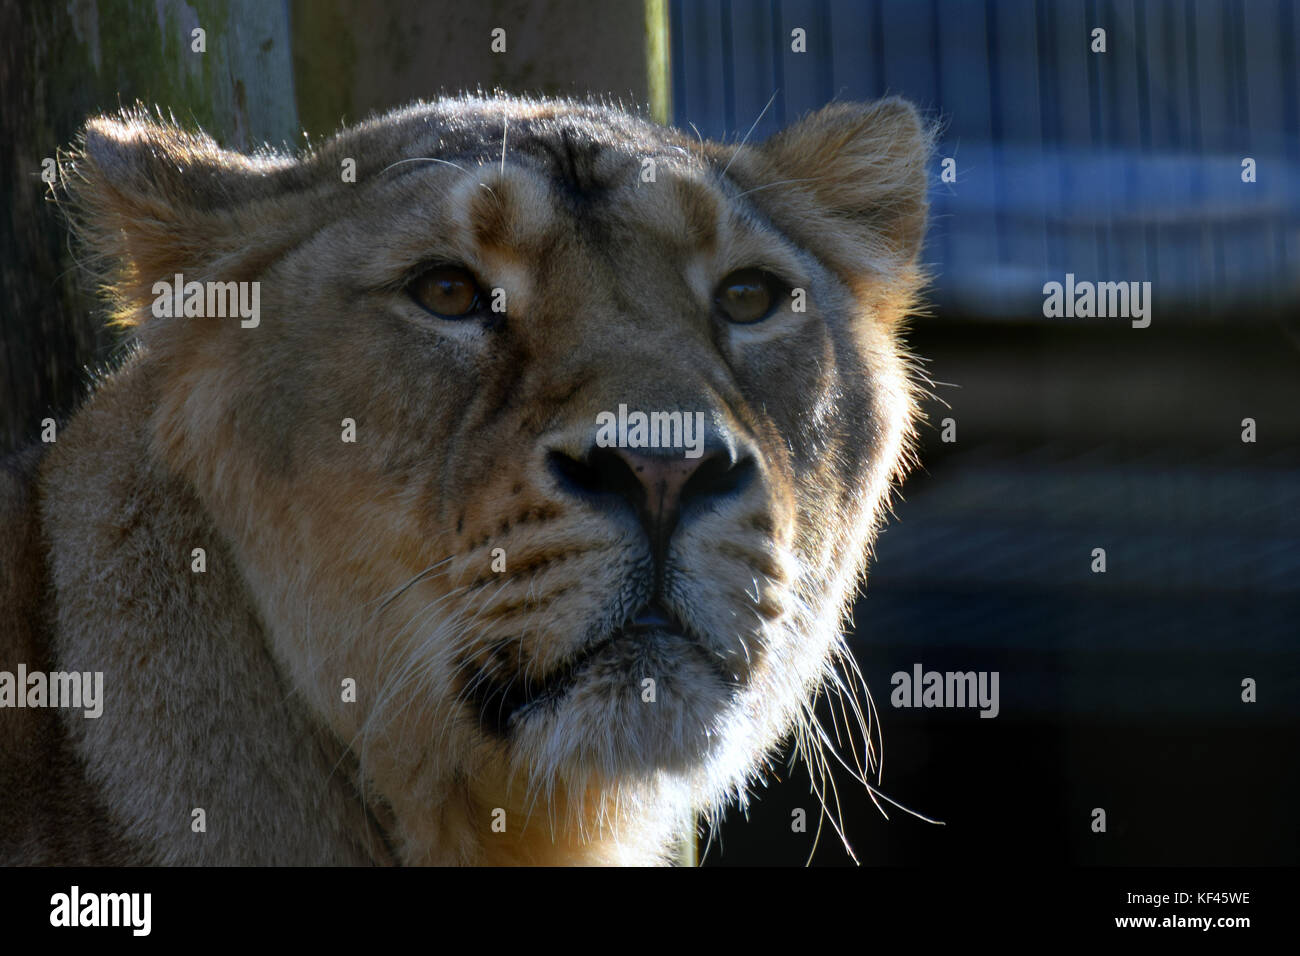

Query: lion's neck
left=375, top=764, right=672, bottom=866
left=37, top=361, right=389, bottom=864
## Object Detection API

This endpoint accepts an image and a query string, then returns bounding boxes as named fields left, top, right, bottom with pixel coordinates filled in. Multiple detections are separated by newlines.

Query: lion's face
left=72, top=95, right=929, bottom=860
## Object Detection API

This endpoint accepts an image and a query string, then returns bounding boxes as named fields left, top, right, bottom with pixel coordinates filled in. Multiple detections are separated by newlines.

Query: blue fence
left=670, top=0, right=1300, bottom=318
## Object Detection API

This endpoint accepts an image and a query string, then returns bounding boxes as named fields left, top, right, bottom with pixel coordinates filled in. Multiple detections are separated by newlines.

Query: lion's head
left=65, top=94, right=930, bottom=863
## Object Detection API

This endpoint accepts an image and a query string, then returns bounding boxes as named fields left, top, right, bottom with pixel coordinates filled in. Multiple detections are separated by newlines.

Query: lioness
left=0, top=94, right=930, bottom=865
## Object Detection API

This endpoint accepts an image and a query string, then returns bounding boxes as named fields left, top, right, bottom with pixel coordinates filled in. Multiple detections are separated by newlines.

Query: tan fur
left=0, top=94, right=931, bottom=865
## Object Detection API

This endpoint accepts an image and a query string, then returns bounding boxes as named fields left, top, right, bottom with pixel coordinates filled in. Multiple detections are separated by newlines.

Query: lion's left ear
left=62, top=108, right=303, bottom=323
left=719, top=97, right=932, bottom=276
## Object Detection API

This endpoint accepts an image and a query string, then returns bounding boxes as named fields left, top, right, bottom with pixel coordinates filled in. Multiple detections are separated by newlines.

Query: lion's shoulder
left=0, top=444, right=146, bottom=864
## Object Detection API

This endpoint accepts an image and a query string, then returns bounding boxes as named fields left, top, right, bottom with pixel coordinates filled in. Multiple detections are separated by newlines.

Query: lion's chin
left=500, top=630, right=744, bottom=780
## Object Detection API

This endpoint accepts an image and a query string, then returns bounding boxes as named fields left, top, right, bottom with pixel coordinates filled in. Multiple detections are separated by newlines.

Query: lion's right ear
left=63, top=110, right=302, bottom=323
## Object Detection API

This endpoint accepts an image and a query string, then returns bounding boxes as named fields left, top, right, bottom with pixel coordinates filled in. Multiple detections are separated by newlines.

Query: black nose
left=547, top=441, right=756, bottom=554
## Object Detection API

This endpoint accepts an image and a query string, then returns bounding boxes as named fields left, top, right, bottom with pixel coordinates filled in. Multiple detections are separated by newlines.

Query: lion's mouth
left=465, top=601, right=729, bottom=737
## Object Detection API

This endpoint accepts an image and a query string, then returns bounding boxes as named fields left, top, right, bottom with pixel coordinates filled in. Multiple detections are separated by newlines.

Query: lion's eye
left=407, top=265, right=484, bottom=319
left=713, top=269, right=783, bottom=324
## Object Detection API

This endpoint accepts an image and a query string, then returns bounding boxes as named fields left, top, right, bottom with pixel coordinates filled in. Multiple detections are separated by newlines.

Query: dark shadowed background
left=3, top=0, right=1296, bottom=866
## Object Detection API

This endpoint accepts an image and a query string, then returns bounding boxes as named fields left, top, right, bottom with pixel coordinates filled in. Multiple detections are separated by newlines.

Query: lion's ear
left=724, top=98, right=932, bottom=276
left=63, top=110, right=301, bottom=322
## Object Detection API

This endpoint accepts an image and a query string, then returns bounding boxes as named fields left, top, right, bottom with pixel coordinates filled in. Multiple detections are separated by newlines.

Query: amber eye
left=714, top=268, right=783, bottom=324
left=407, top=265, right=483, bottom=319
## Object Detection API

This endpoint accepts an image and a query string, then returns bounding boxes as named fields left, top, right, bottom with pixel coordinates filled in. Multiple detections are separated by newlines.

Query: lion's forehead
left=429, top=154, right=730, bottom=258
left=346, top=104, right=757, bottom=261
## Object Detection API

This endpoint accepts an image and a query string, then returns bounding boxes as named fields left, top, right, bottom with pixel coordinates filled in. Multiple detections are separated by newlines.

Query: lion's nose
left=547, top=440, right=756, bottom=552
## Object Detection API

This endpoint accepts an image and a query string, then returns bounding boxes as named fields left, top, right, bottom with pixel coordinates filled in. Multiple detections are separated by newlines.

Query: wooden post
left=0, top=0, right=296, bottom=454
